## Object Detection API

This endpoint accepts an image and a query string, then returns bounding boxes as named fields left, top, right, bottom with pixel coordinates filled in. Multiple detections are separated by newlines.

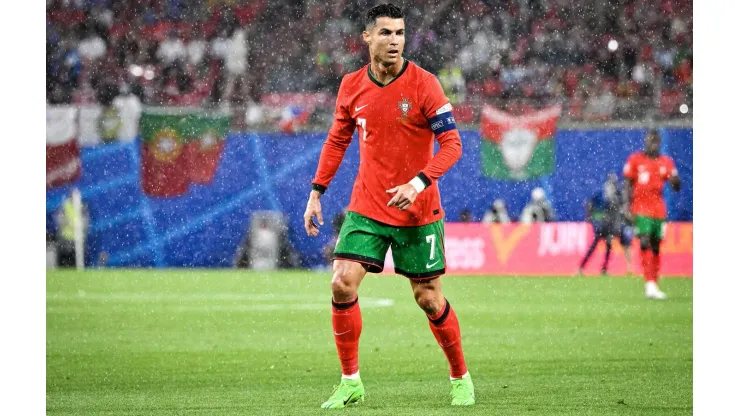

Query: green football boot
left=450, top=374, right=475, bottom=406
left=321, top=378, right=365, bottom=409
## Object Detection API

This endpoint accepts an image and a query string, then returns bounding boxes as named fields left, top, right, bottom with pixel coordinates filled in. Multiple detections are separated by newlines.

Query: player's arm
left=387, top=75, right=463, bottom=210
left=584, top=198, right=593, bottom=221
left=666, top=158, right=681, bottom=192
left=304, top=78, right=356, bottom=236
left=622, top=155, right=637, bottom=220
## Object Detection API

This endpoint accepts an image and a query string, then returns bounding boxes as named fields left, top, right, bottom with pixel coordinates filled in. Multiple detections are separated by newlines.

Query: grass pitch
left=47, top=270, right=692, bottom=415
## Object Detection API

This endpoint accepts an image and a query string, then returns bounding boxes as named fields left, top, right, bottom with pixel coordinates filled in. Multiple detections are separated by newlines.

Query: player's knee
left=331, top=262, right=360, bottom=301
left=330, top=274, right=355, bottom=301
left=650, top=238, right=661, bottom=254
left=413, top=285, right=444, bottom=316
left=639, top=237, right=650, bottom=251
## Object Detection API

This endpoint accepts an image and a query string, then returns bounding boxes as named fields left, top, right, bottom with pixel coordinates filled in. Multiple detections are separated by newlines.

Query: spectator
left=632, top=57, right=656, bottom=95
left=156, top=30, right=187, bottom=65
left=520, top=187, right=555, bottom=223
left=438, top=59, right=466, bottom=105
left=482, top=199, right=511, bottom=224
left=44, top=0, right=691, bottom=122
left=584, top=83, right=616, bottom=120
left=186, top=25, right=208, bottom=66
left=96, top=82, right=122, bottom=142
left=459, top=209, right=473, bottom=223
left=76, top=23, right=106, bottom=61
left=225, top=27, right=248, bottom=76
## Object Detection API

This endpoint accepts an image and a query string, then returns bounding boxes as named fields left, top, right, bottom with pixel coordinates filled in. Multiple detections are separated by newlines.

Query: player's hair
left=365, top=3, right=405, bottom=30
left=646, top=128, right=660, bottom=139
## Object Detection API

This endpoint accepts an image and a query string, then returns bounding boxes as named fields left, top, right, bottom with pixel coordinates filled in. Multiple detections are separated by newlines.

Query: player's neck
left=369, top=57, right=405, bottom=85
left=644, top=151, right=659, bottom=159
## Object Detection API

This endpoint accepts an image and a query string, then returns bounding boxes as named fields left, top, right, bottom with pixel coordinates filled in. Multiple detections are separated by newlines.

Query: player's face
left=363, top=17, right=405, bottom=66
left=645, top=133, right=660, bottom=157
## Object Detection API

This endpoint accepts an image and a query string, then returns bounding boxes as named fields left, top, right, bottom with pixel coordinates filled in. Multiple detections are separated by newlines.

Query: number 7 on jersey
left=358, top=118, right=367, bottom=142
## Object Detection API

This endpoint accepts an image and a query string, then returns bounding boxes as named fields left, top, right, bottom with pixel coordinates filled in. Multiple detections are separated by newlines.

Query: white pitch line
left=46, top=292, right=394, bottom=313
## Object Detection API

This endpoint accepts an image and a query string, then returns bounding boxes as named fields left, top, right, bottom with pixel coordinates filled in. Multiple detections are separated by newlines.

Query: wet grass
left=47, top=269, right=692, bottom=415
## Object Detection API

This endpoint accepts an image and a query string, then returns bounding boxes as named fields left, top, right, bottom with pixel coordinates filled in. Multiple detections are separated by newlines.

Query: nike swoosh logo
left=334, top=330, right=351, bottom=336
left=426, top=260, right=441, bottom=269
left=354, top=104, right=368, bottom=112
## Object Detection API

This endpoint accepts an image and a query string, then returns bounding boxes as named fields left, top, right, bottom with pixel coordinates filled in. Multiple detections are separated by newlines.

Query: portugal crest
left=150, top=128, right=182, bottom=163
left=398, top=97, right=412, bottom=117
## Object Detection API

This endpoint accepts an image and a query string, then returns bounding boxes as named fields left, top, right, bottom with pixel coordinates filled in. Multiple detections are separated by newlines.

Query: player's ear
left=362, top=30, right=371, bottom=45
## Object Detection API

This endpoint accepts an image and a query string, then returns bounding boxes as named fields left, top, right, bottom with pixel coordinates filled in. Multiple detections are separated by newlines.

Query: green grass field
left=47, top=270, right=692, bottom=415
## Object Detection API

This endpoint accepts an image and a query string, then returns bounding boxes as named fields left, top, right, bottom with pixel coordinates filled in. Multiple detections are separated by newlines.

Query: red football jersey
left=623, top=151, right=678, bottom=219
left=312, top=59, right=462, bottom=227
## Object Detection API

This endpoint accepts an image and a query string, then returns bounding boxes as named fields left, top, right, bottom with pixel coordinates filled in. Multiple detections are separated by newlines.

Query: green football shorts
left=634, top=215, right=666, bottom=240
left=333, top=211, right=446, bottom=280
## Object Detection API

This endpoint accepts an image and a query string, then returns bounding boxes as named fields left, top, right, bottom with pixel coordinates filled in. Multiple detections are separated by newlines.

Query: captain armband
left=428, top=103, right=457, bottom=135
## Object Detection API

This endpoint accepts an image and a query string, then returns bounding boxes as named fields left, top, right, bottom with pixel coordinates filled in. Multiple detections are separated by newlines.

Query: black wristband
left=311, top=183, right=326, bottom=194
left=416, top=172, right=432, bottom=188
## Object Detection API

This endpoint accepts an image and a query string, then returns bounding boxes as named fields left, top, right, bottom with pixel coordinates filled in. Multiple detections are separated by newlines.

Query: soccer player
left=303, top=3, right=474, bottom=408
left=623, top=130, right=681, bottom=299
left=578, top=173, right=627, bottom=275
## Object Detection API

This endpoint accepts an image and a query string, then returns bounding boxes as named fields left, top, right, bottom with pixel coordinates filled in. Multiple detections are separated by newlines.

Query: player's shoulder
left=343, top=65, right=368, bottom=82
left=626, top=151, right=645, bottom=162
left=658, top=154, right=676, bottom=164
left=407, top=60, right=438, bottom=81
left=338, top=65, right=368, bottom=89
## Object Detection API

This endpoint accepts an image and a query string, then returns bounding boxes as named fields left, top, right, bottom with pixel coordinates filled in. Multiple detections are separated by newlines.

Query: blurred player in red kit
left=303, top=3, right=474, bottom=409
left=623, top=130, right=681, bottom=299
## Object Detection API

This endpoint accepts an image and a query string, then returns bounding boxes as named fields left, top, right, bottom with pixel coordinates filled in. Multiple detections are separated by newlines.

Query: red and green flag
left=140, top=110, right=192, bottom=197
left=480, top=105, right=561, bottom=180
left=140, top=109, right=231, bottom=197
left=184, top=111, right=230, bottom=184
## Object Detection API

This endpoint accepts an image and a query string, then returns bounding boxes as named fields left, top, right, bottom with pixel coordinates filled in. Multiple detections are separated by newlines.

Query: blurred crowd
left=47, top=0, right=692, bottom=121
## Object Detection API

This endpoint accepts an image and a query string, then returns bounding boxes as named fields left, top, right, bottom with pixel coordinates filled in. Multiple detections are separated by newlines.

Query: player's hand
left=386, top=183, right=418, bottom=211
left=303, top=191, right=324, bottom=237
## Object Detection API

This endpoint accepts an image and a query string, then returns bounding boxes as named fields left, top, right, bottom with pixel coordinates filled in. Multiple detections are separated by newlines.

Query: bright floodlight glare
left=679, top=104, right=689, bottom=114
left=608, top=39, right=619, bottom=51
left=144, top=69, right=155, bottom=80
left=129, top=65, right=143, bottom=77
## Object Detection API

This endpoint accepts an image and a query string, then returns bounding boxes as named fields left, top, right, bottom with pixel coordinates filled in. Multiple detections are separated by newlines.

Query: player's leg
left=636, top=217, right=666, bottom=299
left=322, top=259, right=367, bottom=409
left=330, top=260, right=366, bottom=377
left=391, top=220, right=474, bottom=406
left=648, top=219, right=667, bottom=297
left=322, top=212, right=391, bottom=408
left=579, top=222, right=602, bottom=274
left=635, top=216, right=655, bottom=283
left=411, top=278, right=468, bottom=377
left=410, top=278, right=475, bottom=406
left=624, top=247, right=633, bottom=277
left=620, top=225, right=634, bottom=277
left=601, top=235, right=613, bottom=275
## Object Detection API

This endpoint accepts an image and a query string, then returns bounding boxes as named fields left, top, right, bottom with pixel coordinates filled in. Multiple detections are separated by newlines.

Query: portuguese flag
left=184, top=111, right=230, bottom=184
left=140, top=110, right=192, bottom=197
left=480, top=105, right=561, bottom=180
left=140, top=109, right=232, bottom=197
